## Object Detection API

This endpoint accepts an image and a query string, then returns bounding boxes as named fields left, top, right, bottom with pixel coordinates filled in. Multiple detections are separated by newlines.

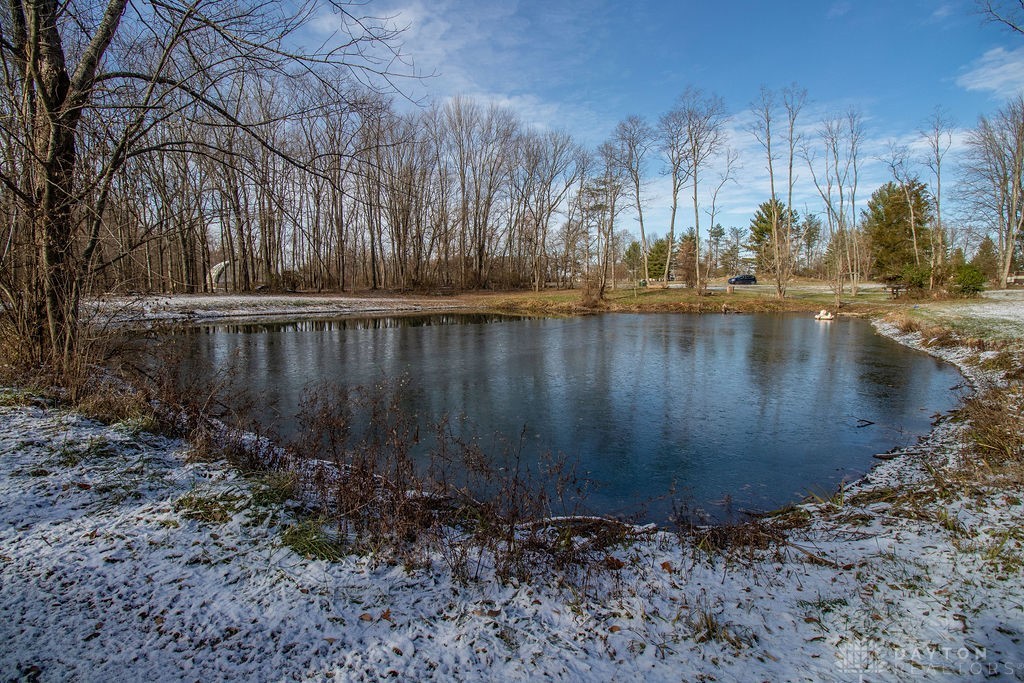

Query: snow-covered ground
left=87, top=293, right=464, bottom=327
left=890, top=289, right=1024, bottom=341
left=2, top=300, right=1023, bottom=681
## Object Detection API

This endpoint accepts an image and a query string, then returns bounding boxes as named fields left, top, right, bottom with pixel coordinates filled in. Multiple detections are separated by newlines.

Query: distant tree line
left=2, top=0, right=1024, bottom=373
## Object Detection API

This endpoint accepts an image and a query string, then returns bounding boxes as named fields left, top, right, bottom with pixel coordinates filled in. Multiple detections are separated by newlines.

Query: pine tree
left=746, top=199, right=797, bottom=274
left=970, top=236, right=1000, bottom=283
left=862, top=181, right=933, bottom=282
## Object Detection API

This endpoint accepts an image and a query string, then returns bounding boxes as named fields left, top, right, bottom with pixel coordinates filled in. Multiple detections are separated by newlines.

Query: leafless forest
left=2, top=0, right=1023, bottom=373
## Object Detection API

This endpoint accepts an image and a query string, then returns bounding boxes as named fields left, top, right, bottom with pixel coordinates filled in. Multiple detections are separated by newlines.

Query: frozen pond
left=169, top=313, right=964, bottom=523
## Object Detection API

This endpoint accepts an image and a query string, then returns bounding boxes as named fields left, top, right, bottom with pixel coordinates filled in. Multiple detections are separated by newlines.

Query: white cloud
left=827, top=2, right=852, bottom=19
left=929, top=3, right=955, bottom=23
left=956, top=47, right=1024, bottom=100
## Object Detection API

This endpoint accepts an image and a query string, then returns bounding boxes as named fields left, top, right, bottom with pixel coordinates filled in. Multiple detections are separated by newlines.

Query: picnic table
left=885, top=284, right=906, bottom=299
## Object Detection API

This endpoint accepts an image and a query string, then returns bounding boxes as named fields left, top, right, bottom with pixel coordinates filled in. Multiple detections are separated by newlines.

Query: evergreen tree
left=624, top=241, right=643, bottom=281
left=674, top=230, right=697, bottom=287
left=861, top=181, right=933, bottom=282
left=722, top=226, right=747, bottom=275
left=707, top=223, right=726, bottom=276
left=970, top=236, right=1000, bottom=283
left=647, top=238, right=670, bottom=280
left=746, top=199, right=797, bottom=274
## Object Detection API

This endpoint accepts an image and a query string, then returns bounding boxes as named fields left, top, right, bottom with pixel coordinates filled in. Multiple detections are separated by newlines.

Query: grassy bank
left=460, top=280, right=904, bottom=317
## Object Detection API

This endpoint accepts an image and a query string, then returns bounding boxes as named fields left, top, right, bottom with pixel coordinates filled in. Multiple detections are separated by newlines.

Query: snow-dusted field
left=87, top=293, right=464, bottom=327
left=2, top=300, right=1023, bottom=681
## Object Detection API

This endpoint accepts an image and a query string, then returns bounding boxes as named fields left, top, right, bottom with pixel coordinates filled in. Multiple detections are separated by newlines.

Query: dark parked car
left=728, top=274, right=757, bottom=285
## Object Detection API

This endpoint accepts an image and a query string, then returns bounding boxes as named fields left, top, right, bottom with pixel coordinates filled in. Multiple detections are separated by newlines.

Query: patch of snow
left=85, top=294, right=465, bottom=328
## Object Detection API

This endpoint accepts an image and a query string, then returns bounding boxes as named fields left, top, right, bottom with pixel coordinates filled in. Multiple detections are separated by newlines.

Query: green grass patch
left=281, top=517, right=348, bottom=561
left=0, top=389, right=34, bottom=407
left=982, top=528, right=1024, bottom=575
left=174, top=489, right=246, bottom=524
left=56, top=436, right=120, bottom=467
left=250, top=471, right=298, bottom=507
left=113, top=413, right=161, bottom=436
left=798, top=596, right=849, bottom=614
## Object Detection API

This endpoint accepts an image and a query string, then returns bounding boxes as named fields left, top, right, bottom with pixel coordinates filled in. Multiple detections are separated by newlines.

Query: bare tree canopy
left=664, top=87, right=727, bottom=293
left=978, top=0, right=1024, bottom=35
left=0, top=0, right=405, bottom=372
left=962, top=95, right=1024, bottom=288
left=612, top=115, right=654, bottom=283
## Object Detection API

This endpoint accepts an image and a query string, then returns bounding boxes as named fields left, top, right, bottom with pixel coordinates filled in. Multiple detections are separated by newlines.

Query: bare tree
left=921, top=107, right=954, bottom=287
left=781, top=86, right=807, bottom=295
left=0, top=0, right=404, bottom=373
left=963, top=95, right=1024, bottom=288
left=613, top=116, right=655, bottom=284
left=444, top=98, right=518, bottom=289
left=703, top=148, right=738, bottom=283
left=805, top=109, right=865, bottom=302
left=528, top=132, right=584, bottom=291
left=657, top=106, right=691, bottom=285
left=585, top=142, right=626, bottom=298
left=978, top=0, right=1024, bottom=34
left=668, top=88, right=728, bottom=293
left=882, top=142, right=924, bottom=270
left=750, top=85, right=805, bottom=298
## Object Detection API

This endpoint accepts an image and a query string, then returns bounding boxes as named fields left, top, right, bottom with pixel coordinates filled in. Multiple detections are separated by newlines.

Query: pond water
left=169, top=313, right=963, bottom=523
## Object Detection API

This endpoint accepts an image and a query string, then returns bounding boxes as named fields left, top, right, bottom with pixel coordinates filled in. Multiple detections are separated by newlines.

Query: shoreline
left=2, top=294, right=1022, bottom=680
left=94, top=291, right=985, bottom=519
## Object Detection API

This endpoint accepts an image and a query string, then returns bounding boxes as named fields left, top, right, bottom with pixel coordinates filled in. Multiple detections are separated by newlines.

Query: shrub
left=951, top=264, right=986, bottom=296
left=900, top=264, right=931, bottom=291
left=579, top=278, right=602, bottom=308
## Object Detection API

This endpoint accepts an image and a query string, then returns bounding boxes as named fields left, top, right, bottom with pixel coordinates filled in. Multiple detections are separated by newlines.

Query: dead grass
left=239, top=378, right=639, bottom=583
left=887, top=311, right=1015, bottom=356
left=979, top=350, right=1024, bottom=379
left=960, top=386, right=1024, bottom=473
left=173, top=489, right=246, bottom=524
left=468, top=283, right=886, bottom=316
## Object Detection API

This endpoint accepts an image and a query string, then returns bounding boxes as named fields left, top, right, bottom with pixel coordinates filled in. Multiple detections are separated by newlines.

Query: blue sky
left=323, top=0, right=1024, bottom=240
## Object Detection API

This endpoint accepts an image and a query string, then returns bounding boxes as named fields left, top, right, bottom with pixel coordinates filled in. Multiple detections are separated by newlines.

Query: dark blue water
left=170, top=313, right=963, bottom=523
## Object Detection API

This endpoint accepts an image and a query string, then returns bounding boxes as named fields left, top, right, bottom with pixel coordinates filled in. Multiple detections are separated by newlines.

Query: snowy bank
left=86, top=293, right=465, bottom=328
left=2, top=304, right=1024, bottom=681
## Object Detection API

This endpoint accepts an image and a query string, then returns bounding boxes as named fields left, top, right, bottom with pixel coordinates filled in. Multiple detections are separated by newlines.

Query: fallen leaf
left=609, top=625, right=622, bottom=633
left=359, top=613, right=373, bottom=622
left=660, top=561, right=674, bottom=574
left=603, top=555, right=625, bottom=571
